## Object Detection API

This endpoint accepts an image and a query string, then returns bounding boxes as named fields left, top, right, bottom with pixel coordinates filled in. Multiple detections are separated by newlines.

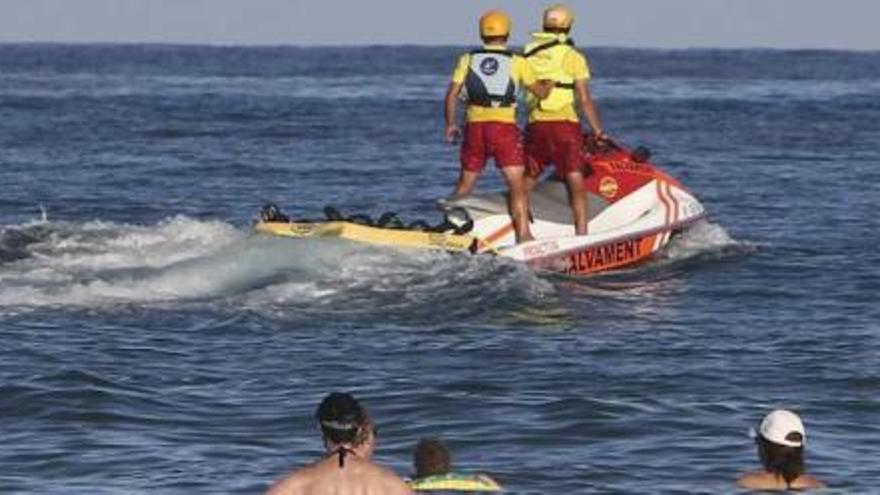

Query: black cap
left=315, top=392, right=366, bottom=440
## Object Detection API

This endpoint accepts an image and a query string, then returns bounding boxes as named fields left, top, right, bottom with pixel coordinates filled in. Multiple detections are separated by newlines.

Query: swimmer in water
left=408, top=437, right=501, bottom=492
left=737, top=409, right=824, bottom=491
left=266, top=392, right=412, bottom=495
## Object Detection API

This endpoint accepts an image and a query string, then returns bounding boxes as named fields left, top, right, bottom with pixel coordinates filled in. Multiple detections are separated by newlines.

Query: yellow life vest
left=523, top=32, right=577, bottom=113
left=463, top=49, right=517, bottom=108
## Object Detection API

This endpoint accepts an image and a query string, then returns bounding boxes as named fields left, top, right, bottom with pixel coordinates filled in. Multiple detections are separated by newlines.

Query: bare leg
left=564, top=170, right=588, bottom=236
left=451, top=169, right=480, bottom=199
left=524, top=173, right=539, bottom=192
left=500, top=166, right=534, bottom=243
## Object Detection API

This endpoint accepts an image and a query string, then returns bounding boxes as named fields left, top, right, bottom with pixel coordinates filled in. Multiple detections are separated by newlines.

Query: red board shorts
left=525, top=121, right=585, bottom=178
left=460, top=122, right=526, bottom=173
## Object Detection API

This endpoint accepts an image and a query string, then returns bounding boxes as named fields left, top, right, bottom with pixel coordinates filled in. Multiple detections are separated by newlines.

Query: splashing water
left=0, top=215, right=740, bottom=312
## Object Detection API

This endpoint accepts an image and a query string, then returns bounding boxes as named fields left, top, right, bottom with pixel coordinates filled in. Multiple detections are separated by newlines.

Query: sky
left=0, top=0, right=878, bottom=50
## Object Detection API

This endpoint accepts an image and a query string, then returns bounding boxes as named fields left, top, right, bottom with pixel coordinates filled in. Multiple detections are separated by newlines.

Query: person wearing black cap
left=737, top=409, right=824, bottom=491
left=266, top=392, right=412, bottom=495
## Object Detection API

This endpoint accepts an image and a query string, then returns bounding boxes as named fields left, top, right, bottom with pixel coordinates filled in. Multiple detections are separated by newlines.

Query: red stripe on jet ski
left=665, top=182, right=679, bottom=224
left=656, top=180, right=672, bottom=227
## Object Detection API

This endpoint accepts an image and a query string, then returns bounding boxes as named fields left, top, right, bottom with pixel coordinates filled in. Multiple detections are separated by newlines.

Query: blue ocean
left=1, top=44, right=878, bottom=494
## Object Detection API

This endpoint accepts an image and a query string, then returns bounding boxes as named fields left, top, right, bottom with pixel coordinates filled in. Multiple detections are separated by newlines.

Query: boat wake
left=662, top=220, right=752, bottom=263
left=0, top=215, right=744, bottom=312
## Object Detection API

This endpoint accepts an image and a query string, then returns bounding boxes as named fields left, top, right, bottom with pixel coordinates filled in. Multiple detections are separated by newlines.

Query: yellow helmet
left=543, top=4, right=575, bottom=30
left=479, top=10, right=511, bottom=38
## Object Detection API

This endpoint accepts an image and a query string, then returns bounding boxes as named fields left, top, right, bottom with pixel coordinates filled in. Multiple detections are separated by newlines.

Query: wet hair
left=414, top=438, right=452, bottom=478
left=315, top=392, right=368, bottom=446
left=757, top=433, right=806, bottom=488
left=481, top=35, right=509, bottom=45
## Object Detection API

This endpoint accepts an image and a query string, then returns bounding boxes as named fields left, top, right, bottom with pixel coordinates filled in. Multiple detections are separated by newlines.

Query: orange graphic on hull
left=529, top=233, right=662, bottom=276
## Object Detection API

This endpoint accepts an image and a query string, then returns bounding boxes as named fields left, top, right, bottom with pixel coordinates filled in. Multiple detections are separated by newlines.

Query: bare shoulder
left=372, top=464, right=414, bottom=494
left=736, top=471, right=776, bottom=490
left=737, top=471, right=825, bottom=491
left=264, top=463, right=320, bottom=495
left=793, top=474, right=825, bottom=490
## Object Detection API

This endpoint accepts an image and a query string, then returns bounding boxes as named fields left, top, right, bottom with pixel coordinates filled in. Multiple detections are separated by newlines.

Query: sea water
left=1, top=45, right=879, bottom=493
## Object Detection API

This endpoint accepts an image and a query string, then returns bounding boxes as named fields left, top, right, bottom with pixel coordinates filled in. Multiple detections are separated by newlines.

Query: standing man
left=445, top=10, right=551, bottom=243
left=266, top=392, right=412, bottom=495
left=524, top=4, right=607, bottom=236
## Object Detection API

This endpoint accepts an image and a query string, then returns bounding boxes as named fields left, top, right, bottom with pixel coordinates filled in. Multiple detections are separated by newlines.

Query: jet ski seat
left=441, top=180, right=609, bottom=225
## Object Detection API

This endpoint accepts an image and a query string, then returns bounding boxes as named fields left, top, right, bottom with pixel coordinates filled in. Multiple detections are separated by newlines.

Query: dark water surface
left=1, top=45, right=879, bottom=493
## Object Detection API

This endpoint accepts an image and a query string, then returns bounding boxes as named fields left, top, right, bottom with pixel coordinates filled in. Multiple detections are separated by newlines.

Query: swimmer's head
left=414, top=438, right=452, bottom=478
left=754, top=409, right=807, bottom=488
left=758, top=409, right=805, bottom=448
left=315, top=392, right=370, bottom=446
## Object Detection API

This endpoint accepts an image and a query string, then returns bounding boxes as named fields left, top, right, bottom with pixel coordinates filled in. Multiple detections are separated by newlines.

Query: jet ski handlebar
left=583, top=132, right=652, bottom=163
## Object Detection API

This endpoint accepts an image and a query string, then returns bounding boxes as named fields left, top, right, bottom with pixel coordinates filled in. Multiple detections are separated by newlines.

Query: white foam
left=0, top=216, right=246, bottom=307
left=3, top=216, right=516, bottom=309
left=8, top=214, right=719, bottom=310
left=237, top=241, right=556, bottom=315
left=662, top=220, right=749, bottom=261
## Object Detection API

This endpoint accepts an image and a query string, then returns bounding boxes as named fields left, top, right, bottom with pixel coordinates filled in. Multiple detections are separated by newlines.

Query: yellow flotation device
left=524, top=32, right=577, bottom=113
left=253, top=204, right=476, bottom=253
left=254, top=220, right=475, bottom=252
left=408, top=473, right=502, bottom=492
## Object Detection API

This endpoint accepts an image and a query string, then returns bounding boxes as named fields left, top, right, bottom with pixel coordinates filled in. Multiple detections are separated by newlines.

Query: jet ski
left=439, top=136, right=707, bottom=275
left=254, top=135, right=706, bottom=276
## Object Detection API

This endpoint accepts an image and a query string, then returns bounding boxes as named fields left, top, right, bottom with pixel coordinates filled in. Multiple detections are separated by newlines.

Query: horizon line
left=0, top=41, right=877, bottom=54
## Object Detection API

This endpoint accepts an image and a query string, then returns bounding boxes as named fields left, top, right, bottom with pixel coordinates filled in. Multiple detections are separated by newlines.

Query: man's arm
left=518, top=56, right=552, bottom=100
left=525, top=79, right=554, bottom=100
left=574, top=78, right=604, bottom=137
left=444, top=82, right=462, bottom=143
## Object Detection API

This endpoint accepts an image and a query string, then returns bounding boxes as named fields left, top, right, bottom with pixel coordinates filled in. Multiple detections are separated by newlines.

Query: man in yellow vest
left=524, top=4, right=607, bottom=236
left=444, top=10, right=551, bottom=243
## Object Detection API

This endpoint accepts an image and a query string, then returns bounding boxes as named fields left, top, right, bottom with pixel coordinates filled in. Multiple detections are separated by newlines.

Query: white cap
left=759, top=409, right=805, bottom=447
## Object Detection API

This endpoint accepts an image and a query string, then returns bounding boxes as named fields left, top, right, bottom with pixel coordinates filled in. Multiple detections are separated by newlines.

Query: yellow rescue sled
left=253, top=204, right=475, bottom=253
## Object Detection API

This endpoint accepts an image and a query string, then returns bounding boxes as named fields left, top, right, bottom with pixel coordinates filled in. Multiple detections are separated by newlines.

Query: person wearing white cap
left=737, top=409, right=824, bottom=491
